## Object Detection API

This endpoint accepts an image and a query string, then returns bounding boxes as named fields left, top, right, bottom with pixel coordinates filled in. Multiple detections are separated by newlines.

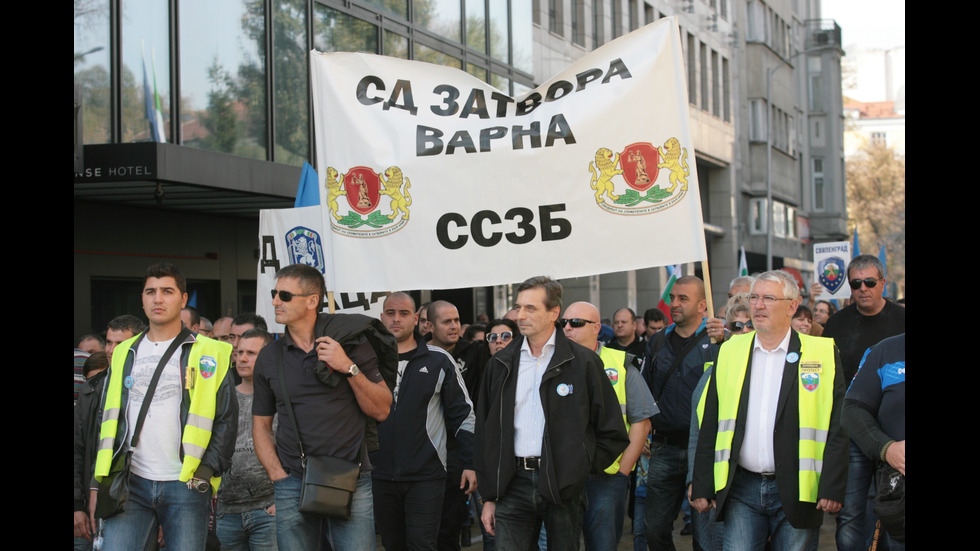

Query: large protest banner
left=308, top=17, right=705, bottom=292
left=257, top=206, right=390, bottom=333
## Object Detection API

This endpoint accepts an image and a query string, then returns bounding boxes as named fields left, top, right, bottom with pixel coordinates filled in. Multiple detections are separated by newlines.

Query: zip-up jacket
left=474, top=326, right=629, bottom=504
left=643, top=320, right=715, bottom=437
left=94, top=332, right=238, bottom=485
left=371, top=333, right=475, bottom=481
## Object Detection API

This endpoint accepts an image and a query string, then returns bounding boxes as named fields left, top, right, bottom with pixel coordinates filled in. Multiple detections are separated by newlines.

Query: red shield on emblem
left=343, top=167, right=381, bottom=216
left=619, top=143, right=660, bottom=191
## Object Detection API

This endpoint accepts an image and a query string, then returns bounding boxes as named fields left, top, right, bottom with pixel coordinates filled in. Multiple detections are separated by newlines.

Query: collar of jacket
left=492, top=322, right=575, bottom=375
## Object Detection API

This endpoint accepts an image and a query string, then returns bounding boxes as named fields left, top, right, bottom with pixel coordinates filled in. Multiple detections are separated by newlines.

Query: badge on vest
left=786, top=352, right=800, bottom=364
left=557, top=383, right=574, bottom=396
left=800, top=361, right=822, bottom=392
left=200, top=355, right=217, bottom=379
left=124, top=375, right=134, bottom=389
left=605, top=368, right=619, bottom=385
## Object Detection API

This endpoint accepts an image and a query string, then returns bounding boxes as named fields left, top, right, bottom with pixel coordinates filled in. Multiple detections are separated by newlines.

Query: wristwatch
left=187, top=478, right=210, bottom=493
left=346, top=363, right=360, bottom=378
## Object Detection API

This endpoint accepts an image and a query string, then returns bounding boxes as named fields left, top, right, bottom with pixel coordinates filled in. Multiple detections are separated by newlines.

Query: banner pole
left=327, top=290, right=336, bottom=314
left=701, top=259, right=720, bottom=344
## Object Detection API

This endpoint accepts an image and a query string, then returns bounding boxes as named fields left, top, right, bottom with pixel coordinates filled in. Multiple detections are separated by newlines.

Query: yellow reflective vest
left=711, top=332, right=836, bottom=503
left=94, top=332, right=232, bottom=488
left=598, top=346, right=629, bottom=475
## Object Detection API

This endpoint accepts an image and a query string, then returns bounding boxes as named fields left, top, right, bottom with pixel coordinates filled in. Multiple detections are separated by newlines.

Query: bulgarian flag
left=739, top=246, right=748, bottom=277
left=657, top=265, right=680, bottom=324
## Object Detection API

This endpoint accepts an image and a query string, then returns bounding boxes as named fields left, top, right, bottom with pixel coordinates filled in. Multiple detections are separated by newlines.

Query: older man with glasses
left=821, top=255, right=906, bottom=551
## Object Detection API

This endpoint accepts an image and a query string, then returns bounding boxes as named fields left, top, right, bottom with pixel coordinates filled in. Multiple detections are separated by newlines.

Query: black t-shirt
left=252, top=329, right=383, bottom=476
left=822, top=300, right=905, bottom=383
left=606, top=336, right=646, bottom=358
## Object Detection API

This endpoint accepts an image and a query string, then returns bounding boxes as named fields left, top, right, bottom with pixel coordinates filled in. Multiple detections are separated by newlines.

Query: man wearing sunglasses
left=475, top=276, right=628, bottom=551
left=821, top=255, right=905, bottom=551
left=562, top=302, right=656, bottom=551
left=252, top=264, right=393, bottom=550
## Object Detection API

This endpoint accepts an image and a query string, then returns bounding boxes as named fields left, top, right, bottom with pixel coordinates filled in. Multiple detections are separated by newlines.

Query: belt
left=737, top=466, right=776, bottom=479
left=516, top=456, right=540, bottom=470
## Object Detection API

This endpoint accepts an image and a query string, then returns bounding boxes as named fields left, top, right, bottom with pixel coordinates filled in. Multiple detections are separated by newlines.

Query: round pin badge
left=124, top=375, right=135, bottom=389
left=786, top=352, right=800, bottom=363
left=556, top=383, right=569, bottom=397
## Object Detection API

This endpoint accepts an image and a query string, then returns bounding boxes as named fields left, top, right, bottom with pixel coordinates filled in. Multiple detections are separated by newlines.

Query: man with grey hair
left=821, top=255, right=905, bottom=551
left=692, top=270, right=847, bottom=550
left=475, top=276, right=628, bottom=551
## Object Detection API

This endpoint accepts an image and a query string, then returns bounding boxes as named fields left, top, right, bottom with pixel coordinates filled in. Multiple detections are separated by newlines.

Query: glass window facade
left=74, top=0, right=534, bottom=166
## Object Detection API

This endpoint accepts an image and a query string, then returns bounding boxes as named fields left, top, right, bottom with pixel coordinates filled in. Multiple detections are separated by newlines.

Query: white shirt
left=513, top=329, right=557, bottom=457
left=738, top=328, right=792, bottom=474
left=128, top=336, right=184, bottom=480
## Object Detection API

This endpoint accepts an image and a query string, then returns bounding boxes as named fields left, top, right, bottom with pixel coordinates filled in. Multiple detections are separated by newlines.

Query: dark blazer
left=692, top=330, right=848, bottom=529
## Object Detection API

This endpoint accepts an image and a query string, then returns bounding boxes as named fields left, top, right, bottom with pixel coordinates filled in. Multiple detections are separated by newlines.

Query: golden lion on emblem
left=589, top=148, right=622, bottom=203
left=324, top=167, right=347, bottom=221
left=379, top=166, right=413, bottom=221
left=657, top=138, right=690, bottom=193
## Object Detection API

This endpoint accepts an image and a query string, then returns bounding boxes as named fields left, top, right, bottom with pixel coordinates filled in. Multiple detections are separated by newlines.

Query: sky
left=821, top=0, right=905, bottom=50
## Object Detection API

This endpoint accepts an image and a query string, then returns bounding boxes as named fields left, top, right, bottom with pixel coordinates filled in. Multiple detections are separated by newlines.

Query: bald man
left=562, top=301, right=656, bottom=551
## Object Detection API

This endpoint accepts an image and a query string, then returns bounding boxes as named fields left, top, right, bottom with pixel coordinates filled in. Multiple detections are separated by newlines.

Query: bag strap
left=131, top=327, right=191, bottom=448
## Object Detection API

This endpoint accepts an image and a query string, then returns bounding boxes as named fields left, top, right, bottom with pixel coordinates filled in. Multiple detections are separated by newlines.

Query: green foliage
left=613, top=186, right=672, bottom=206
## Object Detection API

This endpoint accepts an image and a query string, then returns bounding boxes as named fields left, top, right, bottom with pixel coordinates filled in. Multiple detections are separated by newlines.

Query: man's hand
left=481, top=500, right=496, bottom=536
left=265, top=504, right=277, bottom=516
left=691, top=497, right=715, bottom=513
left=816, top=499, right=842, bottom=513
left=460, top=470, right=478, bottom=495
left=705, top=317, right=727, bottom=343
left=315, top=336, right=354, bottom=373
left=809, top=282, right=823, bottom=304
left=74, top=511, right=92, bottom=540
left=886, top=440, right=905, bottom=475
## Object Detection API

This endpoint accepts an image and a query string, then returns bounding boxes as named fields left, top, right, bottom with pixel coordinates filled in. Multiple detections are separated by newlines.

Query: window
left=747, top=1, right=764, bottom=42
left=750, top=198, right=768, bottom=234
left=593, top=1, right=604, bottom=48
left=871, top=131, right=887, bottom=145
left=549, top=0, right=563, bottom=35
left=700, top=43, right=709, bottom=111
left=722, top=57, right=731, bottom=121
left=629, top=0, right=639, bottom=31
left=808, top=56, right=824, bottom=111
left=749, top=99, right=766, bottom=141
left=688, top=33, right=696, bottom=104
left=645, top=3, right=654, bottom=24
left=812, top=158, right=825, bottom=211
left=712, top=50, right=720, bottom=117
left=571, top=0, right=585, bottom=45
left=612, top=0, right=622, bottom=38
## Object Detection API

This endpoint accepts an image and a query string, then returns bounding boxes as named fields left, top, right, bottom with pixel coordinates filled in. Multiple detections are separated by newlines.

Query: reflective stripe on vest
left=93, top=334, right=231, bottom=487
left=599, top=347, right=629, bottom=475
left=712, top=332, right=835, bottom=503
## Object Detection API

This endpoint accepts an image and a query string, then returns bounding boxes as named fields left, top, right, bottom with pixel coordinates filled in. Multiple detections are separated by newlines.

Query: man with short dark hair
left=642, top=275, right=717, bottom=551
left=199, top=316, right=213, bottom=337
left=822, top=255, right=905, bottom=551
left=562, top=301, right=656, bottom=551
left=608, top=307, right=646, bottom=357
left=692, top=270, right=847, bottom=550
left=212, top=316, right=234, bottom=345
left=78, top=334, right=105, bottom=355
left=105, top=315, right=147, bottom=363
left=476, top=276, right=628, bottom=551
left=252, top=264, right=392, bottom=550
left=181, top=306, right=201, bottom=334
left=374, top=292, right=476, bottom=551
left=644, top=308, right=668, bottom=337
left=216, top=328, right=278, bottom=549
left=92, top=263, right=237, bottom=550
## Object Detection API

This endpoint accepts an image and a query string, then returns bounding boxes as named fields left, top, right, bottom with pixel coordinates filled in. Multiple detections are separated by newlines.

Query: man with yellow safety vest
left=92, top=263, right=237, bottom=551
left=691, top=270, right=848, bottom=551
left=561, top=301, right=656, bottom=551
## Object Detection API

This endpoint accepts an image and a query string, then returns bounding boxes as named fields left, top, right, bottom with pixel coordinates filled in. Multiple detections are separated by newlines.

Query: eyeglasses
left=559, top=318, right=598, bottom=328
left=486, top=331, right=514, bottom=343
left=748, top=294, right=794, bottom=306
left=271, top=289, right=316, bottom=302
left=729, top=320, right=753, bottom=332
left=848, top=277, right=882, bottom=290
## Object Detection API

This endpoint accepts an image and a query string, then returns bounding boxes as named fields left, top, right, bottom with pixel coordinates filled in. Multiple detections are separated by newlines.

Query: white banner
left=812, top=240, right=852, bottom=300
left=310, top=18, right=706, bottom=292
left=257, top=206, right=390, bottom=333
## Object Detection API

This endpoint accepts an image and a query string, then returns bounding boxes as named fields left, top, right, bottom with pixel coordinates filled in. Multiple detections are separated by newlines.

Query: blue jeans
left=102, top=475, right=211, bottom=551
left=216, top=506, right=278, bottom=550
left=722, top=470, right=818, bottom=551
left=633, top=486, right=647, bottom=551
left=274, top=472, right=376, bottom=551
left=835, top=442, right=877, bottom=551
left=644, top=440, right=688, bottom=550
left=372, top=477, right=445, bottom=551
left=493, top=469, right=585, bottom=551
left=691, top=503, right=723, bottom=551
left=583, top=472, right=630, bottom=551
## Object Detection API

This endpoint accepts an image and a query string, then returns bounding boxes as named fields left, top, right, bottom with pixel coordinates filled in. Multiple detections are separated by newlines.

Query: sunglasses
left=270, top=289, right=316, bottom=302
left=729, top=320, right=753, bottom=332
left=486, top=331, right=514, bottom=343
left=559, top=318, right=598, bottom=328
left=848, top=277, right=881, bottom=290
